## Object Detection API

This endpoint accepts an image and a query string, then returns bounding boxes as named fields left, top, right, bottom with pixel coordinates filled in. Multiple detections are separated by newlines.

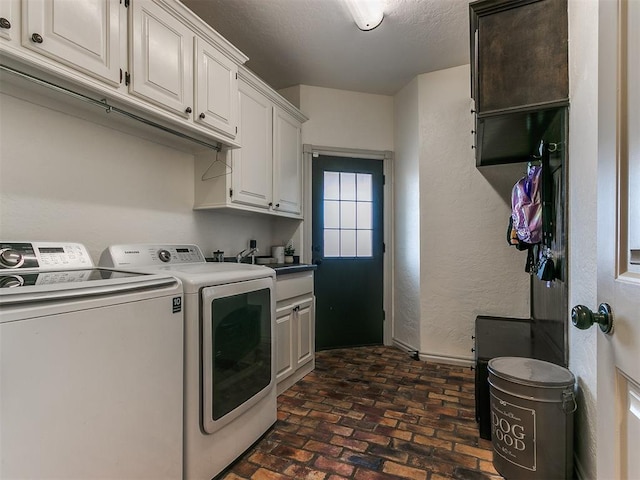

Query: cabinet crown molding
left=156, top=0, right=249, bottom=65
left=239, top=65, right=308, bottom=123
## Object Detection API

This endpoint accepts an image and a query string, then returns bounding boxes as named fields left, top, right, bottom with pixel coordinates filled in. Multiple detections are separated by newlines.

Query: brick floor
left=219, top=346, right=503, bottom=480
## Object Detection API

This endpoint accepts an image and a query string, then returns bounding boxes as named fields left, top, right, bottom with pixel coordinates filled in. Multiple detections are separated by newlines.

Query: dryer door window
left=201, top=277, right=274, bottom=434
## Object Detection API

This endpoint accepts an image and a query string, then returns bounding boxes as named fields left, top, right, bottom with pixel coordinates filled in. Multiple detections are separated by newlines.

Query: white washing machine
left=0, top=241, right=184, bottom=480
left=100, top=244, right=277, bottom=480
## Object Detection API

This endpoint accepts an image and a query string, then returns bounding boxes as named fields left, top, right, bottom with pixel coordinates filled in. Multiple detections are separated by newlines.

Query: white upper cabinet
left=273, top=106, right=303, bottom=216
left=22, top=0, right=122, bottom=86
left=231, top=79, right=273, bottom=209
left=2, top=0, right=247, bottom=147
left=193, top=66, right=307, bottom=218
left=195, top=37, right=238, bottom=138
left=129, top=0, right=193, bottom=116
left=0, top=0, right=18, bottom=43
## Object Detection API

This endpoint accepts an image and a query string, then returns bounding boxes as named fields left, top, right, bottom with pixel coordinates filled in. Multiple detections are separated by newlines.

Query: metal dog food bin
left=488, top=357, right=575, bottom=479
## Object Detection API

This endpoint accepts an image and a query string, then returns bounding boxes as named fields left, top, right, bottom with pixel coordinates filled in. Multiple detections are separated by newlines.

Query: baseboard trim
left=392, top=338, right=418, bottom=355
left=391, top=339, right=475, bottom=367
left=419, top=353, right=475, bottom=367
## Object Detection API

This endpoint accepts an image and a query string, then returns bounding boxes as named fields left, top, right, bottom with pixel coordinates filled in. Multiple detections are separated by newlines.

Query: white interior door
left=597, top=1, right=640, bottom=478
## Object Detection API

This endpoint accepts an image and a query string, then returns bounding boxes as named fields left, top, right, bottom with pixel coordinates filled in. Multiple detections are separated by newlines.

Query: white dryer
left=0, top=241, right=184, bottom=480
left=100, top=244, right=277, bottom=480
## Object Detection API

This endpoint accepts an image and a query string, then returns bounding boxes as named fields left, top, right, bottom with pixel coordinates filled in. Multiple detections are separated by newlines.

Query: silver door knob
left=571, top=303, right=614, bottom=334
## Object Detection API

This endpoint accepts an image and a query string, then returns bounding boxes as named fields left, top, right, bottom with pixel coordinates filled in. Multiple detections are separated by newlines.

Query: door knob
left=571, top=303, right=613, bottom=334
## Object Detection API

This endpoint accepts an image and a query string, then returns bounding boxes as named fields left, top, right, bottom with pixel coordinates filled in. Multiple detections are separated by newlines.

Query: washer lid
left=488, top=356, right=575, bottom=387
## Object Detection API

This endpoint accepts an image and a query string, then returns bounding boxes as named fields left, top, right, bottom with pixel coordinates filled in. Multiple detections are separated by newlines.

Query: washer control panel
left=0, top=242, right=92, bottom=270
left=100, top=244, right=205, bottom=268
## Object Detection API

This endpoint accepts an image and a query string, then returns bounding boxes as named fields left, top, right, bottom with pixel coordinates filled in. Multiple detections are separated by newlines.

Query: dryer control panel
left=101, top=244, right=206, bottom=268
left=0, top=242, right=92, bottom=270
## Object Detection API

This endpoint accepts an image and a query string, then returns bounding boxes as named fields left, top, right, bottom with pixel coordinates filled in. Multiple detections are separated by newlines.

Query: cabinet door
left=295, top=298, right=314, bottom=369
left=275, top=306, right=295, bottom=382
left=0, top=0, right=18, bottom=43
left=195, top=37, right=238, bottom=138
left=273, top=106, right=303, bottom=215
left=231, top=81, right=272, bottom=209
left=471, top=0, right=568, bottom=113
left=23, top=0, right=122, bottom=86
left=129, top=0, right=193, bottom=116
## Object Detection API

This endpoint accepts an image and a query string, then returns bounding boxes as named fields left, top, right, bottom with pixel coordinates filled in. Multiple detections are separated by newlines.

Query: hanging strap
left=541, top=144, right=554, bottom=249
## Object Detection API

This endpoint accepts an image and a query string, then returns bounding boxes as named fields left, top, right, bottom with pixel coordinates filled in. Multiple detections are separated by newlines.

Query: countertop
left=205, top=258, right=316, bottom=276
left=270, top=263, right=317, bottom=276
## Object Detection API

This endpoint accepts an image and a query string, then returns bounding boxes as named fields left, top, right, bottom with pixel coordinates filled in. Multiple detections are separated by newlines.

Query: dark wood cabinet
left=470, top=0, right=569, bottom=115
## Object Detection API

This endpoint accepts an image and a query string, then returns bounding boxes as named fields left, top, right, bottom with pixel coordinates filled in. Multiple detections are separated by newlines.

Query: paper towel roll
left=271, top=246, right=284, bottom=264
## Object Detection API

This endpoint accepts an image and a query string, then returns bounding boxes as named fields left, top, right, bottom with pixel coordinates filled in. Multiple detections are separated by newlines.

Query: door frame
left=303, top=144, right=394, bottom=346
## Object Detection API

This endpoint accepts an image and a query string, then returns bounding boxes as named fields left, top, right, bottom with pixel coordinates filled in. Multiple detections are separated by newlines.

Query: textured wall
left=392, top=78, right=421, bottom=349
left=417, top=65, right=530, bottom=364
left=296, top=85, right=394, bottom=151
left=0, top=91, right=279, bottom=261
left=567, top=0, right=599, bottom=478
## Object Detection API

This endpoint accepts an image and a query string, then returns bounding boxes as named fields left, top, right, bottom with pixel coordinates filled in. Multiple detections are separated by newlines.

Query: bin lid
left=488, top=357, right=575, bottom=387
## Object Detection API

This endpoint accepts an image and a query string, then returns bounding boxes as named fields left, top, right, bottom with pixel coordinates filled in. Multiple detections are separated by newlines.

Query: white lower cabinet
left=275, top=271, right=315, bottom=394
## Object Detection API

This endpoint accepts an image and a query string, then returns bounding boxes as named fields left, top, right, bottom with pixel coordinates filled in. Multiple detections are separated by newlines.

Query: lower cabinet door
left=276, top=305, right=295, bottom=382
left=295, top=298, right=314, bottom=368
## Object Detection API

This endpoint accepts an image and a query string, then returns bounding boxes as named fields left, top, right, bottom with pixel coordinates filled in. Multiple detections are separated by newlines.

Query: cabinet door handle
left=31, top=33, right=43, bottom=44
left=199, top=113, right=206, bottom=119
left=275, top=203, right=280, bottom=208
left=185, top=107, right=192, bottom=114
left=268, top=202, right=273, bottom=207
left=0, top=18, right=11, bottom=29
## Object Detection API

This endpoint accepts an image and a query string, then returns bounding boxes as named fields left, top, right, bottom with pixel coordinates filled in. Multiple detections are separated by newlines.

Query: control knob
left=0, top=248, right=24, bottom=268
left=158, top=249, right=172, bottom=263
left=0, top=275, right=24, bottom=288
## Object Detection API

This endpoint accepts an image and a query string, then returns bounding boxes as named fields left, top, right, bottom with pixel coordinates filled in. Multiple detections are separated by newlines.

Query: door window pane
left=357, top=202, right=372, bottom=229
left=357, top=174, right=372, bottom=201
left=357, top=230, right=372, bottom=257
left=324, top=172, right=340, bottom=200
left=324, top=200, right=340, bottom=229
left=341, top=230, right=356, bottom=257
left=324, top=230, right=340, bottom=257
left=341, top=201, right=356, bottom=229
left=341, top=173, right=356, bottom=200
left=323, top=170, right=375, bottom=258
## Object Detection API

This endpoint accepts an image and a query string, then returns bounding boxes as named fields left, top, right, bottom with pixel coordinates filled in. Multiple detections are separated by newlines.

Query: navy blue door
left=312, top=155, right=384, bottom=350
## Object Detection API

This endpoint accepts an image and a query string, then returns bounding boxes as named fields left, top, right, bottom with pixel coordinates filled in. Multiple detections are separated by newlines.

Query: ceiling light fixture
left=343, top=0, right=384, bottom=31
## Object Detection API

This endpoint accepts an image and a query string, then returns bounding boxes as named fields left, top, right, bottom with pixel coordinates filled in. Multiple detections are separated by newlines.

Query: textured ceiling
left=181, top=0, right=471, bottom=96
